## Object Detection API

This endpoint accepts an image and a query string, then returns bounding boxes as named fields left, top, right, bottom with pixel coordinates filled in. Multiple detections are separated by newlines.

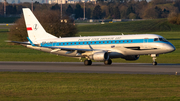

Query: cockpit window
left=159, top=38, right=168, bottom=42
left=154, top=38, right=158, bottom=41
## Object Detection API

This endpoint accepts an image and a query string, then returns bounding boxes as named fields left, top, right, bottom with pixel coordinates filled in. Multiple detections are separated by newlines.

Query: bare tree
left=168, top=12, right=180, bottom=25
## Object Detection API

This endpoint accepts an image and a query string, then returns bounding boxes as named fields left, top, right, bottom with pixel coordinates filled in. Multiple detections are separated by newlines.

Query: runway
left=0, top=62, right=180, bottom=75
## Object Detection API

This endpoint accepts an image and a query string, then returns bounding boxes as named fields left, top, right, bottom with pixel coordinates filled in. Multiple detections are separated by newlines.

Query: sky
left=1, top=0, right=151, bottom=3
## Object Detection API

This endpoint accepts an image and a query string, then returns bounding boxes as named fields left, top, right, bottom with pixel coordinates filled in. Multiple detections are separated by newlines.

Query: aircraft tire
left=104, top=59, right=112, bottom=65
left=88, top=60, right=92, bottom=65
left=153, top=61, right=157, bottom=66
left=84, top=60, right=92, bottom=65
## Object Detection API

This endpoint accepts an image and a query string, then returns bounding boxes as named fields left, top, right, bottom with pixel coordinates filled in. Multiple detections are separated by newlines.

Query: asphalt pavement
left=0, top=62, right=180, bottom=75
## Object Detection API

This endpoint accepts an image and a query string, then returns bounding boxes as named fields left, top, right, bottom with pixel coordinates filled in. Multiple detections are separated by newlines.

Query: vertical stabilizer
left=23, top=8, right=57, bottom=43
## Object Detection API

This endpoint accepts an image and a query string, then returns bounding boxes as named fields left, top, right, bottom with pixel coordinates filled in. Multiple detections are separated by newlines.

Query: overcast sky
left=1, top=0, right=151, bottom=3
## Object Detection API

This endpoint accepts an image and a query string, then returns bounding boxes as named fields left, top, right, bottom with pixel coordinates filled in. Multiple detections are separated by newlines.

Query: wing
left=40, top=46, right=109, bottom=52
left=6, top=37, right=42, bottom=46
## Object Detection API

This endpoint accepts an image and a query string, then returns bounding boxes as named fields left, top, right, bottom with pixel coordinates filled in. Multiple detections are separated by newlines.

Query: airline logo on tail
left=33, top=24, right=38, bottom=30
left=27, top=24, right=38, bottom=31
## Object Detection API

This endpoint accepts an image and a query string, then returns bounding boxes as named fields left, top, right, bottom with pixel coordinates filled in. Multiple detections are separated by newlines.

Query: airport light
left=4, top=0, right=6, bottom=17
left=61, top=0, right=62, bottom=18
left=84, top=2, right=85, bottom=20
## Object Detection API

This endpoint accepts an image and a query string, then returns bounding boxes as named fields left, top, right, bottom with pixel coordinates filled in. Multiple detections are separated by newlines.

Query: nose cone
left=166, top=43, right=176, bottom=52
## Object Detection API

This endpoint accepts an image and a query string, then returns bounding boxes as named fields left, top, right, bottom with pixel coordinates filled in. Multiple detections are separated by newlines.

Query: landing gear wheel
left=151, top=54, right=158, bottom=66
left=84, top=60, right=92, bottom=66
left=104, top=59, right=112, bottom=65
left=153, top=61, right=157, bottom=66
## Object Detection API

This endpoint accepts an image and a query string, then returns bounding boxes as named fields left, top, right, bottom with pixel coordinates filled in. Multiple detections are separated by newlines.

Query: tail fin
left=23, top=8, right=57, bottom=43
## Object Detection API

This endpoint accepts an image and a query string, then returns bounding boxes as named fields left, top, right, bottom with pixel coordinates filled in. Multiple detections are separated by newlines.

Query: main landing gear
left=104, top=59, right=112, bottom=65
left=84, top=59, right=112, bottom=65
left=84, top=60, right=92, bottom=66
left=151, top=54, right=158, bottom=65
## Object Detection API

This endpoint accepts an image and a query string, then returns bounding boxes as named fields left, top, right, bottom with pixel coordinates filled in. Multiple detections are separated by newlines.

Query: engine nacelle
left=122, top=55, right=140, bottom=61
left=90, top=52, right=109, bottom=61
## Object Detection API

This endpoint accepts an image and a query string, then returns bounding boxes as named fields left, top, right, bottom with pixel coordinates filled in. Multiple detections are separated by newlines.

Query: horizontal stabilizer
left=6, top=40, right=31, bottom=45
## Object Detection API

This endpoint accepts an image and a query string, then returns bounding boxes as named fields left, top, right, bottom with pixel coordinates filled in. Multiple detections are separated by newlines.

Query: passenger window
left=154, top=38, right=158, bottom=41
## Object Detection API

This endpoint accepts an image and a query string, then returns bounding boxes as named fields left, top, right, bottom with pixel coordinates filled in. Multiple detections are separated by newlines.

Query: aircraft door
left=143, top=38, right=148, bottom=49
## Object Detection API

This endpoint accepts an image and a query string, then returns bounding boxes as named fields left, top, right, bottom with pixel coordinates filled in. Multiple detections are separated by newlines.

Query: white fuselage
left=26, top=34, right=175, bottom=59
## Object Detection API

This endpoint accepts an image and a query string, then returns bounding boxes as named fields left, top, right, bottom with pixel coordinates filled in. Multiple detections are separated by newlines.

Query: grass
left=77, top=19, right=180, bottom=32
left=0, top=72, right=180, bottom=100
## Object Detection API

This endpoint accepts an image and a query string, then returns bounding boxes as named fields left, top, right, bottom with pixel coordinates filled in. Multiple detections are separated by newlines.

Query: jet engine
left=89, top=52, right=109, bottom=61
left=122, top=55, right=140, bottom=61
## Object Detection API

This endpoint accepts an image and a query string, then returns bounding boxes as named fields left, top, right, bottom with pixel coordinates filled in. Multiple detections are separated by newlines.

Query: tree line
left=1, top=0, right=180, bottom=20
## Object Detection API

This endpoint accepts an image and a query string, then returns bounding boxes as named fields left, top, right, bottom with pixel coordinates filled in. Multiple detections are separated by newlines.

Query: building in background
left=17, top=0, right=21, bottom=3
left=49, top=0, right=66, bottom=4
left=11, top=0, right=15, bottom=3
left=48, top=0, right=96, bottom=4
left=0, top=0, right=96, bottom=4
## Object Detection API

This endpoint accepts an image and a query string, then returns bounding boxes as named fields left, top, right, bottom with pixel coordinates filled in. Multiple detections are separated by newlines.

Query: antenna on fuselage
left=122, top=33, right=124, bottom=35
left=80, top=35, right=81, bottom=37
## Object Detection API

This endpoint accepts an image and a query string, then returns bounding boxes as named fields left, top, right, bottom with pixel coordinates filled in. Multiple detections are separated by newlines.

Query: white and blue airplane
left=10, top=8, right=176, bottom=65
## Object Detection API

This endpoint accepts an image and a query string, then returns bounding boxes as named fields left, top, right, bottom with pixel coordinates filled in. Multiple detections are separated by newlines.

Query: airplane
left=9, top=8, right=176, bottom=66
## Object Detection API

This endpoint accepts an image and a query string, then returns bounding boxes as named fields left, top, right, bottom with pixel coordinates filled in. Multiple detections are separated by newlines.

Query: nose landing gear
left=153, top=61, right=157, bottom=65
left=151, top=54, right=158, bottom=65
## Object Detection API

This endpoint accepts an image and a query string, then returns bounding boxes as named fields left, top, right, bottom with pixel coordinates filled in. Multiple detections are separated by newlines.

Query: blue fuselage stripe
left=41, top=39, right=168, bottom=47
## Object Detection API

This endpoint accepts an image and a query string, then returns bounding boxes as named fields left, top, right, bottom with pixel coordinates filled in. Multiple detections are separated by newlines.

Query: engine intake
left=90, top=52, right=109, bottom=61
left=122, top=55, right=140, bottom=61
